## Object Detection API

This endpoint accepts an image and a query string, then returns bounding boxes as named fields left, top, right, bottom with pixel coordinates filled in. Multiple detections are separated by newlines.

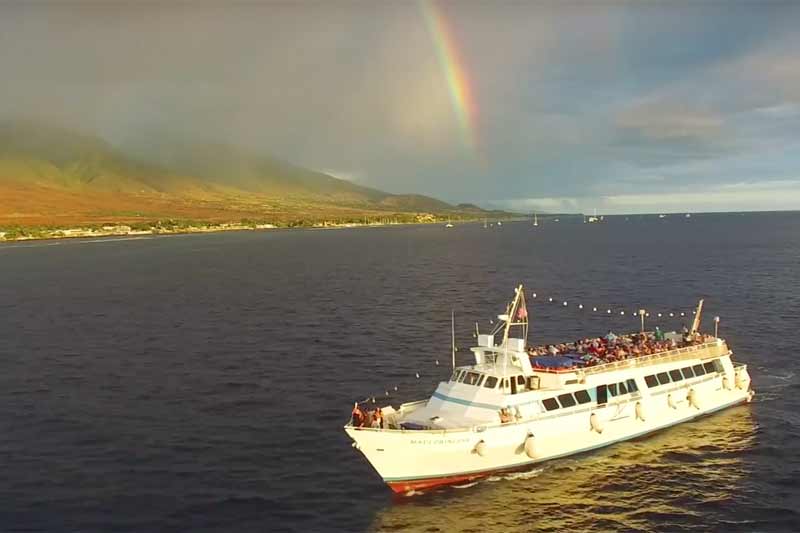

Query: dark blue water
left=1, top=212, right=798, bottom=532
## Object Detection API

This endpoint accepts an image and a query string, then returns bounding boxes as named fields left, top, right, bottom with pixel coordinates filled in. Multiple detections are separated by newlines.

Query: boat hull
left=346, top=357, right=753, bottom=493
left=381, top=395, right=748, bottom=493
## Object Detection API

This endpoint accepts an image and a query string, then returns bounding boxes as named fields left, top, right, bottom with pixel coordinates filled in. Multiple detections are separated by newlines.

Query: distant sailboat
left=445, top=218, right=454, bottom=228
left=685, top=213, right=691, bottom=218
left=532, top=213, right=538, bottom=227
left=659, top=214, right=666, bottom=219
left=483, top=218, right=488, bottom=229
left=587, top=208, right=601, bottom=223
left=497, top=221, right=503, bottom=227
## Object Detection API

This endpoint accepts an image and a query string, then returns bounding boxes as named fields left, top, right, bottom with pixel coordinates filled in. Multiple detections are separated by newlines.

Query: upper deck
left=455, top=337, right=729, bottom=392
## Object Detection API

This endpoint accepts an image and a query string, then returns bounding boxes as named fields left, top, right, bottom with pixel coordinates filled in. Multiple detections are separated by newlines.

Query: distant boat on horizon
left=659, top=214, right=667, bottom=219
left=532, top=213, right=538, bottom=227
left=685, top=213, right=692, bottom=218
left=586, top=208, right=603, bottom=223
left=445, top=218, right=454, bottom=228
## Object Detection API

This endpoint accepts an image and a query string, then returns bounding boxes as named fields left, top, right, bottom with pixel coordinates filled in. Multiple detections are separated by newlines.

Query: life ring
left=524, top=434, right=536, bottom=458
left=687, top=388, right=700, bottom=409
left=474, top=440, right=487, bottom=457
left=667, top=393, right=677, bottom=409
left=590, top=413, right=603, bottom=434
left=635, top=401, right=646, bottom=421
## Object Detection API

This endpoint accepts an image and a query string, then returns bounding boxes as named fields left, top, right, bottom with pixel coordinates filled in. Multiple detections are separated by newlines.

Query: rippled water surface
left=0, top=212, right=798, bottom=532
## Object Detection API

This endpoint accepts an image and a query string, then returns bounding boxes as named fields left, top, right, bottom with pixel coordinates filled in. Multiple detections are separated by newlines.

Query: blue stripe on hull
left=382, top=396, right=748, bottom=483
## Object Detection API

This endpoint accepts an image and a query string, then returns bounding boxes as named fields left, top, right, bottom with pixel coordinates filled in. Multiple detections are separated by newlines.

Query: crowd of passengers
left=350, top=403, right=384, bottom=429
left=527, top=327, right=715, bottom=367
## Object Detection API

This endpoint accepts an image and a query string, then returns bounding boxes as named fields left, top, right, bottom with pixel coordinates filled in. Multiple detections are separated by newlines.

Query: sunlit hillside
left=0, top=120, right=507, bottom=228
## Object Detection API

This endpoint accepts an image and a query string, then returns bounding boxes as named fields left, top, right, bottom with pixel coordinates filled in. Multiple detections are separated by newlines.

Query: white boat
left=685, top=213, right=692, bottom=218
left=586, top=208, right=602, bottom=223
left=445, top=218, right=453, bottom=228
left=345, top=286, right=754, bottom=494
left=497, top=221, right=502, bottom=226
left=533, top=213, right=538, bottom=227
left=659, top=214, right=667, bottom=219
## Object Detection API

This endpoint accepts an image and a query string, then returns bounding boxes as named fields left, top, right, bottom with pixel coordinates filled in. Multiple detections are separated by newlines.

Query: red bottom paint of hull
left=387, top=473, right=487, bottom=494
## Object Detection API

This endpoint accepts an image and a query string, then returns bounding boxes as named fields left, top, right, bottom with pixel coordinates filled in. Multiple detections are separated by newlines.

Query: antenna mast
left=451, top=309, right=456, bottom=369
left=501, top=284, right=529, bottom=345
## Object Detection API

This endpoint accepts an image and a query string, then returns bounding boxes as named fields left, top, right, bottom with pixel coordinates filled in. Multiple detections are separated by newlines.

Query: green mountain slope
left=0, top=119, right=508, bottom=228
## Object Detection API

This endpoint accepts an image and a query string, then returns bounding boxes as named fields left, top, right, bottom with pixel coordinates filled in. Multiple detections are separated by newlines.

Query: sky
left=1, top=1, right=799, bottom=214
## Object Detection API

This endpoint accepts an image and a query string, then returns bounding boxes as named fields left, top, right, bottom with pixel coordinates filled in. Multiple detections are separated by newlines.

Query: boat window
left=557, top=393, right=577, bottom=408
left=516, top=375, right=526, bottom=392
left=502, top=378, right=511, bottom=393
left=712, top=359, right=724, bottom=373
left=608, top=383, right=617, bottom=397
left=465, top=372, right=481, bottom=385
left=542, top=398, right=559, bottom=411
left=669, top=369, right=684, bottom=382
left=527, top=376, right=540, bottom=390
left=681, top=366, right=695, bottom=379
left=703, top=361, right=716, bottom=374
left=656, top=372, right=671, bottom=385
left=692, top=364, right=706, bottom=376
left=644, top=375, right=658, bottom=388
left=618, top=382, right=628, bottom=395
left=626, top=379, right=638, bottom=393
left=574, top=390, right=591, bottom=404
left=457, top=371, right=467, bottom=383
left=510, top=376, right=518, bottom=395
left=483, top=376, right=498, bottom=389
left=596, top=384, right=608, bottom=405
left=450, top=370, right=459, bottom=381
left=476, top=375, right=486, bottom=387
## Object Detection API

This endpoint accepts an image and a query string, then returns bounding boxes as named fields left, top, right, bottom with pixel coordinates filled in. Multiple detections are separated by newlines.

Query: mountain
left=0, top=120, right=504, bottom=228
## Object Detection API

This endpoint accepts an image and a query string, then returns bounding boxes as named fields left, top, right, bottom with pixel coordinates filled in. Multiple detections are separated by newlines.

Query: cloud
left=616, top=102, right=723, bottom=142
left=320, top=170, right=364, bottom=183
left=493, top=178, right=800, bottom=214
left=1, top=1, right=799, bottom=212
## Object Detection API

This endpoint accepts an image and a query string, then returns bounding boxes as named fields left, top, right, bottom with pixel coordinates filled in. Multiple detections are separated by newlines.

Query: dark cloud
left=1, top=1, right=799, bottom=212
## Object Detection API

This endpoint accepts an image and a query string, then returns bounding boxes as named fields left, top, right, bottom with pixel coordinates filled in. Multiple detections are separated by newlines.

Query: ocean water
left=0, top=212, right=798, bottom=532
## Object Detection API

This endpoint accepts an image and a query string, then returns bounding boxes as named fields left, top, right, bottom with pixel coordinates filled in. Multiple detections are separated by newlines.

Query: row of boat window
left=541, top=379, right=640, bottom=412
left=541, top=359, right=724, bottom=412
left=451, top=359, right=725, bottom=409
left=643, top=359, right=723, bottom=388
left=450, top=370, right=535, bottom=394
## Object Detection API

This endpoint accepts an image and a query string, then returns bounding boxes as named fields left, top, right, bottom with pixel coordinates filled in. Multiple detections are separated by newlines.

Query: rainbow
left=419, top=0, right=480, bottom=156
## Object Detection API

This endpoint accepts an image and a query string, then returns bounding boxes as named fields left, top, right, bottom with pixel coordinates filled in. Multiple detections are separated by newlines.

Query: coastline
left=0, top=217, right=516, bottom=244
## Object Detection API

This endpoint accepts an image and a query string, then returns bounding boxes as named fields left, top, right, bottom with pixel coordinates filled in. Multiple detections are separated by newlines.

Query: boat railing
left=578, top=340, right=729, bottom=376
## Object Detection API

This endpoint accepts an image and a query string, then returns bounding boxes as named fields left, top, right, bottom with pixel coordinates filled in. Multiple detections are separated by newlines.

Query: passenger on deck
left=352, top=403, right=365, bottom=427
left=682, top=326, right=692, bottom=344
left=499, top=408, right=512, bottom=423
left=654, top=326, right=665, bottom=341
left=371, top=408, right=383, bottom=429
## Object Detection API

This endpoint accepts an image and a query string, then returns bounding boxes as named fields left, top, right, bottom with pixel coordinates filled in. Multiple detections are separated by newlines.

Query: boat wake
left=487, top=467, right=545, bottom=483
